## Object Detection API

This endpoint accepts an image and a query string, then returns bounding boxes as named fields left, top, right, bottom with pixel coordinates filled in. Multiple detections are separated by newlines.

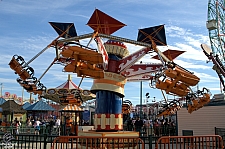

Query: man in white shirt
left=55, top=117, right=61, bottom=135
left=34, top=119, right=41, bottom=135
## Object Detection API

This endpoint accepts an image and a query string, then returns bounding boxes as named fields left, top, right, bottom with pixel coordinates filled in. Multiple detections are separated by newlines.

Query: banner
left=4, top=92, right=10, bottom=98
left=3, top=92, right=23, bottom=102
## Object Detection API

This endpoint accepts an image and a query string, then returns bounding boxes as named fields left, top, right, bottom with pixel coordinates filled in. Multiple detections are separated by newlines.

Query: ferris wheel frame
left=207, top=0, right=225, bottom=64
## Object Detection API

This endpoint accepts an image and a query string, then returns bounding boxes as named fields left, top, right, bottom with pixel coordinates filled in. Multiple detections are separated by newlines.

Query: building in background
left=177, top=93, right=225, bottom=135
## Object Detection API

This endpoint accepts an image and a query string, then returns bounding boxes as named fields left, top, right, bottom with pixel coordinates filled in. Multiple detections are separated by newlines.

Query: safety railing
left=123, top=126, right=177, bottom=138
left=51, top=136, right=145, bottom=149
left=0, top=126, right=35, bottom=134
left=0, top=133, right=58, bottom=149
left=0, top=125, right=60, bottom=135
left=215, top=127, right=225, bottom=145
left=155, top=135, right=224, bottom=149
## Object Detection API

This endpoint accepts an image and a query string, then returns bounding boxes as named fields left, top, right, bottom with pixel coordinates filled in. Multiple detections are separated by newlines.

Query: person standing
left=127, top=118, right=133, bottom=131
left=134, top=117, right=144, bottom=133
left=66, top=116, right=72, bottom=135
left=13, top=118, right=20, bottom=135
left=163, top=118, right=170, bottom=136
left=55, top=117, right=61, bottom=135
left=34, top=118, right=41, bottom=135
left=26, top=118, right=32, bottom=133
left=144, top=119, right=151, bottom=135
left=49, top=118, right=55, bottom=135
left=153, top=119, right=160, bottom=136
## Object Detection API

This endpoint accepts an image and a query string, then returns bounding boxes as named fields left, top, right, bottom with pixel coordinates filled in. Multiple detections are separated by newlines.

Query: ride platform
left=78, top=131, right=140, bottom=149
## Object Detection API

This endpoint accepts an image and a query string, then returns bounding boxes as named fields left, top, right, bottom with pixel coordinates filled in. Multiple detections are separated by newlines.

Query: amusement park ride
left=203, top=0, right=225, bottom=93
left=9, top=8, right=211, bottom=134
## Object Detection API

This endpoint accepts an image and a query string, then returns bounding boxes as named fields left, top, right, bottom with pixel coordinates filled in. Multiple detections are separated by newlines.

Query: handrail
left=51, top=135, right=145, bottom=149
left=156, top=135, right=224, bottom=149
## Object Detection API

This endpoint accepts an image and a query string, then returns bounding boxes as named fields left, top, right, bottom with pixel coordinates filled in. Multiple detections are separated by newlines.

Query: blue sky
left=0, top=0, right=220, bottom=106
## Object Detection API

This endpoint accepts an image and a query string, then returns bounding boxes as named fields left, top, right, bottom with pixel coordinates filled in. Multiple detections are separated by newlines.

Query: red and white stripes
left=94, top=114, right=123, bottom=131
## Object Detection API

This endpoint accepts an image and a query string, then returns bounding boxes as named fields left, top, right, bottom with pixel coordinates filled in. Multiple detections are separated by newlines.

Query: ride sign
left=0, top=133, right=17, bottom=148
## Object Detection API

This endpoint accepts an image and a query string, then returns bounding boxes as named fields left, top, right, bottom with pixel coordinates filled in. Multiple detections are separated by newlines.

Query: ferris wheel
left=205, top=0, right=225, bottom=92
left=207, top=0, right=225, bottom=63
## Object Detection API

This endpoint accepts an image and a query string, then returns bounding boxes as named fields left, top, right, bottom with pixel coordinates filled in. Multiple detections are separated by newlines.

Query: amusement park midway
left=0, top=0, right=221, bottom=106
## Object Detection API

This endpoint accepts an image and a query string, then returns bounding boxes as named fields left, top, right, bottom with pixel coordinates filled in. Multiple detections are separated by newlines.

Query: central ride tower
left=91, top=40, right=129, bottom=132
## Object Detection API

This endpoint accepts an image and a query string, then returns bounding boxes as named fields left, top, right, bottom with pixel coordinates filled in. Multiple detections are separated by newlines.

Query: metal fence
left=0, top=126, right=60, bottom=149
left=0, top=125, right=176, bottom=137
left=155, top=135, right=224, bottom=149
left=0, top=125, right=60, bottom=135
left=215, top=127, right=225, bottom=145
left=0, top=133, right=58, bottom=149
left=0, top=126, right=222, bottom=149
left=0, top=133, right=149, bottom=149
left=124, top=126, right=177, bottom=137
left=0, top=128, right=161, bottom=149
left=0, top=126, right=176, bottom=149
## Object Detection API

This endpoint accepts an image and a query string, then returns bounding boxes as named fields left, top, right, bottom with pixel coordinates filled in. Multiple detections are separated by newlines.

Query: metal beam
left=58, top=33, right=171, bottom=63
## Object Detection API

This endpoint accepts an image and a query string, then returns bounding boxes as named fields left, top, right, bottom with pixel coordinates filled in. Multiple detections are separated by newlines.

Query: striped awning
left=56, top=74, right=81, bottom=90
left=60, top=104, right=83, bottom=112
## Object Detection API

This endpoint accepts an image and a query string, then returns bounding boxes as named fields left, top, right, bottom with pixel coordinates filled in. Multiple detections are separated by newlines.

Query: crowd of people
left=10, top=115, right=176, bottom=137
left=12, top=116, right=61, bottom=135
left=125, top=117, right=176, bottom=136
left=10, top=115, right=87, bottom=136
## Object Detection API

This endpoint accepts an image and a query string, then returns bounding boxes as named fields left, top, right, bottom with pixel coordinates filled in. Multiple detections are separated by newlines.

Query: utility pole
left=0, top=83, right=3, bottom=98
left=21, top=88, right=24, bottom=105
left=29, top=93, right=32, bottom=103
left=139, top=61, right=143, bottom=119
left=145, top=93, right=150, bottom=119
left=140, top=81, right=142, bottom=119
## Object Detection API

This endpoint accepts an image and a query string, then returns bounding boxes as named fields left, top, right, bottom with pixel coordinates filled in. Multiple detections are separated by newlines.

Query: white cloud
left=173, top=60, right=211, bottom=70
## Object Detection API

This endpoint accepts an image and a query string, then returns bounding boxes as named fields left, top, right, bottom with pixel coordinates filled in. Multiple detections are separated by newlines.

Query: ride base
left=78, top=131, right=140, bottom=149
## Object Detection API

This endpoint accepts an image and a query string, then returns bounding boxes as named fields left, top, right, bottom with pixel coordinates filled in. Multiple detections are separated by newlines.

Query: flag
left=137, top=25, right=167, bottom=46
left=87, top=9, right=126, bottom=35
left=152, top=49, right=185, bottom=61
left=49, top=22, right=77, bottom=38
